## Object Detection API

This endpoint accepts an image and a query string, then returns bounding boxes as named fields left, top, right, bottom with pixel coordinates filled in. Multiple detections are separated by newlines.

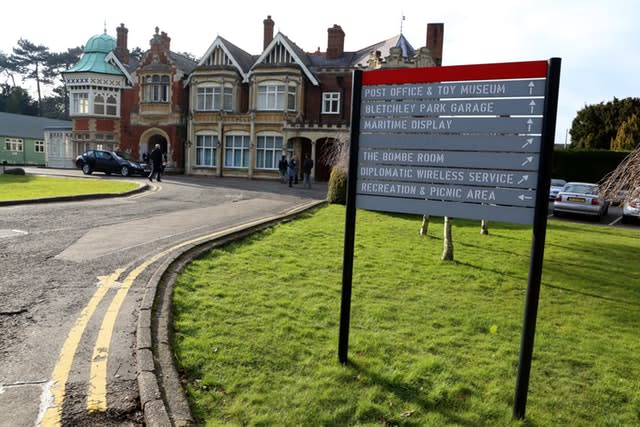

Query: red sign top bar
left=362, top=60, right=548, bottom=85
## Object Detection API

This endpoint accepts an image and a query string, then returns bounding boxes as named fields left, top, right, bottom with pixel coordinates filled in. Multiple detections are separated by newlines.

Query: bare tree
left=599, top=147, right=640, bottom=204
left=321, top=132, right=350, bottom=172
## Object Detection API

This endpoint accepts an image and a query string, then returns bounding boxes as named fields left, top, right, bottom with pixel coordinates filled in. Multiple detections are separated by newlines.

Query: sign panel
left=361, top=80, right=546, bottom=100
left=361, top=98, right=545, bottom=117
left=360, top=134, right=541, bottom=152
left=354, top=60, right=549, bottom=225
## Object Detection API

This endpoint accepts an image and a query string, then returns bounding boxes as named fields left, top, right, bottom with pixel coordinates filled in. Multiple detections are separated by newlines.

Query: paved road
left=0, top=169, right=327, bottom=426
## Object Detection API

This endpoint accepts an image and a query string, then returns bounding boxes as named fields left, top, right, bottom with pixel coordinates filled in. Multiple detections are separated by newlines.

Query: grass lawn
left=0, top=174, right=139, bottom=201
left=173, top=205, right=640, bottom=426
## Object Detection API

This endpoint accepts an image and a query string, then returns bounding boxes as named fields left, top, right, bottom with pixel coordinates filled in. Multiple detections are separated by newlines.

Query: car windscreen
left=564, top=184, right=597, bottom=195
left=114, top=152, right=135, bottom=162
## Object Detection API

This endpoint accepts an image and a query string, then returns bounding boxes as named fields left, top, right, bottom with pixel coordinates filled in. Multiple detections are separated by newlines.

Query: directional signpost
left=339, top=59, right=561, bottom=419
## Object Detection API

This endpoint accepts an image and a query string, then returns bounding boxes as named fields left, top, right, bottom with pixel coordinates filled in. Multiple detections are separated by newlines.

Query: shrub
left=3, top=168, right=26, bottom=175
left=327, top=167, right=347, bottom=204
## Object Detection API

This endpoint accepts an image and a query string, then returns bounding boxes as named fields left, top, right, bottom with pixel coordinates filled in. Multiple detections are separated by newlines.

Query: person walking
left=302, top=154, right=314, bottom=189
left=287, top=157, right=297, bottom=188
left=278, top=155, right=288, bottom=183
left=148, top=144, right=164, bottom=182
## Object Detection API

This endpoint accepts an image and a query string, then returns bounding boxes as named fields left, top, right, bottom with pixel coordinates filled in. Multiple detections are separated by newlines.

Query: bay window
left=196, top=84, right=233, bottom=111
left=257, top=81, right=296, bottom=111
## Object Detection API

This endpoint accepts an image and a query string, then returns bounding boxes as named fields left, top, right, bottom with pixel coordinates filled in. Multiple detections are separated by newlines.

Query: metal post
left=338, top=70, right=363, bottom=364
left=513, top=57, right=562, bottom=419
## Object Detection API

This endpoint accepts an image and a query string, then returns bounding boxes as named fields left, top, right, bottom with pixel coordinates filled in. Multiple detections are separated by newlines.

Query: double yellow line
left=40, top=216, right=277, bottom=426
left=41, top=246, right=167, bottom=425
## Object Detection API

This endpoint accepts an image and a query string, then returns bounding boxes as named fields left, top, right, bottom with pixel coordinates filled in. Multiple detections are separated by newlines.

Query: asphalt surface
left=0, top=168, right=328, bottom=426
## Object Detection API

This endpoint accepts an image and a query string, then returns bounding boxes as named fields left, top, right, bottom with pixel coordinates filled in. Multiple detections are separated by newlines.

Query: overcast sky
left=3, top=0, right=638, bottom=145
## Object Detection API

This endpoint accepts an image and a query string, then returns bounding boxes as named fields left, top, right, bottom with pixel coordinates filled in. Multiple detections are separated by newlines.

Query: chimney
left=160, top=31, right=171, bottom=50
left=426, top=23, right=444, bottom=66
left=115, top=23, right=129, bottom=64
left=327, top=24, right=345, bottom=59
left=263, top=15, right=274, bottom=50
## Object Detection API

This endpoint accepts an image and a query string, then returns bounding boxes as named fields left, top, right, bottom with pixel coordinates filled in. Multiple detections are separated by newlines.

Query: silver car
left=553, top=182, right=609, bottom=221
left=622, top=188, right=640, bottom=224
left=549, top=178, right=567, bottom=200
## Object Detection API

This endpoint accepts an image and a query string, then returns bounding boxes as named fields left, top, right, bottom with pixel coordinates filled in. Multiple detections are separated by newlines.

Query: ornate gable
left=196, top=36, right=253, bottom=82
left=251, top=33, right=318, bottom=86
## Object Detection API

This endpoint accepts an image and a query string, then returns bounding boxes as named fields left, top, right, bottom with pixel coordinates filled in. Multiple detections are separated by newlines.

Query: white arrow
left=518, top=194, right=533, bottom=201
left=528, top=81, right=535, bottom=95
left=517, top=175, right=529, bottom=185
left=521, top=156, right=533, bottom=166
left=521, top=138, right=534, bottom=148
left=529, top=100, right=537, bottom=114
left=526, top=118, right=534, bottom=132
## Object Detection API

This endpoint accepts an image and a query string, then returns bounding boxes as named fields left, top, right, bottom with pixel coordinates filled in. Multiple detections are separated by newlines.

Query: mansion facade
left=62, top=16, right=444, bottom=181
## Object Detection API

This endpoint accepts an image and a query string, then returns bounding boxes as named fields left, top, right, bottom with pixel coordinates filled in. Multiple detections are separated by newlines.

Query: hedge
left=551, top=149, right=631, bottom=182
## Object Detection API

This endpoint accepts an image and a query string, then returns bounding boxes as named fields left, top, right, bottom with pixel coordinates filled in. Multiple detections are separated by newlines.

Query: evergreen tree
left=570, top=97, right=640, bottom=149
left=611, top=114, right=640, bottom=150
left=8, top=39, right=51, bottom=115
left=0, top=85, right=38, bottom=115
left=0, top=51, right=18, bottom=87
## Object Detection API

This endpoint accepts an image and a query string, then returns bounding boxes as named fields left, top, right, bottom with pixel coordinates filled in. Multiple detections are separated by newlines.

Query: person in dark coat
left=302, top=154, right=314, bottom=189
left=278, top=155, right=288, bottom=183
left=148, top=144, right=164, bottom=182
left=288, top=157, right=297, bottom=188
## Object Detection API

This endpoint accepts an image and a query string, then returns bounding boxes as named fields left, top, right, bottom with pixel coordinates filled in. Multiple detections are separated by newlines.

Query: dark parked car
left=75, top=150, right=146, bottom=177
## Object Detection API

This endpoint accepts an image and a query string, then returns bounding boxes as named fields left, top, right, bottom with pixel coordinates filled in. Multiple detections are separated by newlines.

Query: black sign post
left=338, top=69, right=363, bottom=364
left=513, top=57, right=562, bottom=419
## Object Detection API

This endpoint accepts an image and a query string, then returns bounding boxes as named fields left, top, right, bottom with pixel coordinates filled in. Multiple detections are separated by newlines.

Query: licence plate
left=567, top=197, right=586, bottom=203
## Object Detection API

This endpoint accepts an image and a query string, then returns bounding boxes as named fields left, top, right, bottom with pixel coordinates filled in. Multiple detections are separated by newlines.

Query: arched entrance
left=139, top=128, right=170, bottom=164
left=147, top=134, right=168, bottom=157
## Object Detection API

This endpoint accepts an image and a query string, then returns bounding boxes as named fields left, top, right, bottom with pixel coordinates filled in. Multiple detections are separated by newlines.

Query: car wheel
left=82, top=164, right=92, bottom=175
left=120, top=166, right=130, bottom=177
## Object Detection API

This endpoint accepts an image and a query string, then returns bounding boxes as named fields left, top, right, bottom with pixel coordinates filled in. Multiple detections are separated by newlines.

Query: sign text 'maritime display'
left=355, top=60, right=550, bottom=225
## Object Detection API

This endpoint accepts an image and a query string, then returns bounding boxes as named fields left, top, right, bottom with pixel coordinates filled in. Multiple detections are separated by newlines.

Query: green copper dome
left=65, top=30, right=122, bottom=75
left=84, top=32, right=116, bottom=53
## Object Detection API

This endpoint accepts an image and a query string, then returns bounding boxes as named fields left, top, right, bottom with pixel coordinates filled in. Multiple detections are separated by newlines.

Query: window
left=196, top=85, right=233, bottom=111
left=195, top=133, right=218, bottom=167
left=106, top=95, right=117, bottom=116
left=322, top=92, right=340, bottom=114
left=72, top=93, right=89, bottom=114
left=94, top=94, right=105, bottom=115
left=256, top=134, right=283, bottom=169
left=144, top=75, right=170, bottom=102
left=288, top=85, right=296, bottom=111
left=5, top=138, right=23, bottom=152
left=257, top=82, right=296, bottom=111
left=224, top=134, right=250, bottom=168
left=93, top=93, right=117, bottom=116
left=34, top=140, right=44, bottom=153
